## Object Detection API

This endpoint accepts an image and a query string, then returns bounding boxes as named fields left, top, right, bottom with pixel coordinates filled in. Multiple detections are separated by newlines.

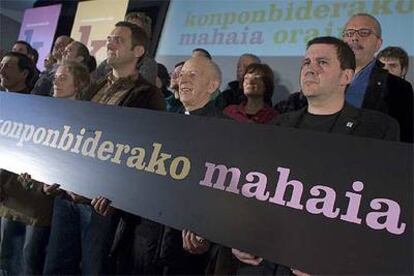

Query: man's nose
left=106, top=40, right=115, bottom=50
left=304, top=63, right=319, bottom=75
left=245, top=79, right=255, bottom=85
left=179, top=74, right=189, bottom=83
left=350, top=33, right=360, bottom=42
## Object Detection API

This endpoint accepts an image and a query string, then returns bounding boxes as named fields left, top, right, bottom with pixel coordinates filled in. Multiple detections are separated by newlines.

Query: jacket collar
left=331, top=102, right=361, bottom=135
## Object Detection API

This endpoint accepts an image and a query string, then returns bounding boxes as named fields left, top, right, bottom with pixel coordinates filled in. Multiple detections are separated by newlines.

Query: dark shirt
left=275, top=102, right=400, bottom=141
left=298, top=111, right=341, bottom=132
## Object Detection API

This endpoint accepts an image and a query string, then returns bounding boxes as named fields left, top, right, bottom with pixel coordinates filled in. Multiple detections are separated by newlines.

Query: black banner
left=0, top=93, right=412, bottom=274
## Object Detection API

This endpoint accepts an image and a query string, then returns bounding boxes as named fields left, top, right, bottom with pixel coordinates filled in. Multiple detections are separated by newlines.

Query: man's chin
left=180, top=98, right=191, bottom=107
left=302, top=89, right=316, bottom=97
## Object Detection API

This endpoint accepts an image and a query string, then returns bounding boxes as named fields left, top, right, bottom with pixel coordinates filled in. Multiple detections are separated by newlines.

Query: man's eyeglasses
left=342, top=28, right=378, bottom=38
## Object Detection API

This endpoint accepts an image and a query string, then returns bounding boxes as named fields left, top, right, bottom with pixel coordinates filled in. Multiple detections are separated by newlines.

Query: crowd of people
left=0, top=10, right=413, bottom=275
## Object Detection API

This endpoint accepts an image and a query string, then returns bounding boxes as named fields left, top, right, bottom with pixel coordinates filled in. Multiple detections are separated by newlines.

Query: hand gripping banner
left=0, top=93, right=412, bottom=274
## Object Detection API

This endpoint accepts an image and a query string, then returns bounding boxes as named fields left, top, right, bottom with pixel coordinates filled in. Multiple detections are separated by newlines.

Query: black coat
left=158, top=100, right=225, bottom=275
left=361, top=60, right=413, bottom=143
left=275, top=102, right=400, bottom=141
left=230, top=103, right=399, bottom=275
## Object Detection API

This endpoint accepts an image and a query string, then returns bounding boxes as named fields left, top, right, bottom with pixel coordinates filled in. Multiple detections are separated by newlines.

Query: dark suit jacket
left=362, top=60, right=413, bottom=143
left=179, top=100, right=225, bottom=118
left=234, top=103, right=399, bottom=275
left=275, top=102, right=400, bottom=141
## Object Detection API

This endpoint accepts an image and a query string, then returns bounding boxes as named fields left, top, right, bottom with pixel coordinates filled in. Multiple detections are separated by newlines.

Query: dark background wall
left=0, top=0, right=37, bottom=51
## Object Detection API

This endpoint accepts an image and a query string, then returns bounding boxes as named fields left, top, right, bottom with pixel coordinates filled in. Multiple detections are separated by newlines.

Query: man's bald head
left=52, top=36, right=74, bottom=62
left=179, top=56, right=222, bottom=111
left=342, top=13, right=383, bottom=70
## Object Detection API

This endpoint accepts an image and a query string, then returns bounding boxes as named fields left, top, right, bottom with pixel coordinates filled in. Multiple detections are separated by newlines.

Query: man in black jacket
left=175, top=56, right=229, bottom=274
left=342, top=13, right=413, bottom=143
left=46, top=21, right=164, bottom=275
left=231, top=36, right=399, bottom=276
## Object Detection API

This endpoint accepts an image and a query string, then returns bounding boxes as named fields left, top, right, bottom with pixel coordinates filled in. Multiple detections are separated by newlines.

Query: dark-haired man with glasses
left=342, top=13, right=413, bottom=143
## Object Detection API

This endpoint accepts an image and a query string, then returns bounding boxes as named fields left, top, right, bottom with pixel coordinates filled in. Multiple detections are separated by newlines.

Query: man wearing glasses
left=342, top=13, right=413, bottom=143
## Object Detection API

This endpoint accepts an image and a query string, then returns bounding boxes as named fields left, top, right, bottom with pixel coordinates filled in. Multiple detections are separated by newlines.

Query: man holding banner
left=43, top=21, right=164, bottom=274
left=185, top=36, right=400, bottom=275
left=94, top=12, right=157, bottom=85
left=0, top=52, right=48, bottom=275
left=92, top=55, right=224, bottom=274
left=275, top=36, right=399, bottom=140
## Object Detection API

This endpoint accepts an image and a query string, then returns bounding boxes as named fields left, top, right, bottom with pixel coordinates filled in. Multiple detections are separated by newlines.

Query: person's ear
left=341, top=69, right=354, bottom=86
left=375, top=37, right=383, bottom=53
left=207, top=79, right=219, bottom=95
left=21, top=69, right=29, bottom=79
left=133, top=45, right=145, bottom=59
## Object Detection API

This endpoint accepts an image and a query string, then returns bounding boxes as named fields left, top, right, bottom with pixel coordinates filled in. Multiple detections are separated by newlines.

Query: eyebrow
left=302, top=56, right=331, bottom=62
left=318, top=57, right=331, bottom=61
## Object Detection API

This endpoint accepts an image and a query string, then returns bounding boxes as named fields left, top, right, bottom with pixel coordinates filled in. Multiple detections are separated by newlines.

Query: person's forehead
left=239, top=55, right=256, bottom=65
left=306, top=44, right=336, bottom=57
left=346, top=16, right=377, bottom=29
left=379, top=57, right=400, bottom=64
left=244, top=71, right=262, bottom=76
left=111, top=26, right=131, bottom=37
left=182, top=59, right=205, bottom=71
